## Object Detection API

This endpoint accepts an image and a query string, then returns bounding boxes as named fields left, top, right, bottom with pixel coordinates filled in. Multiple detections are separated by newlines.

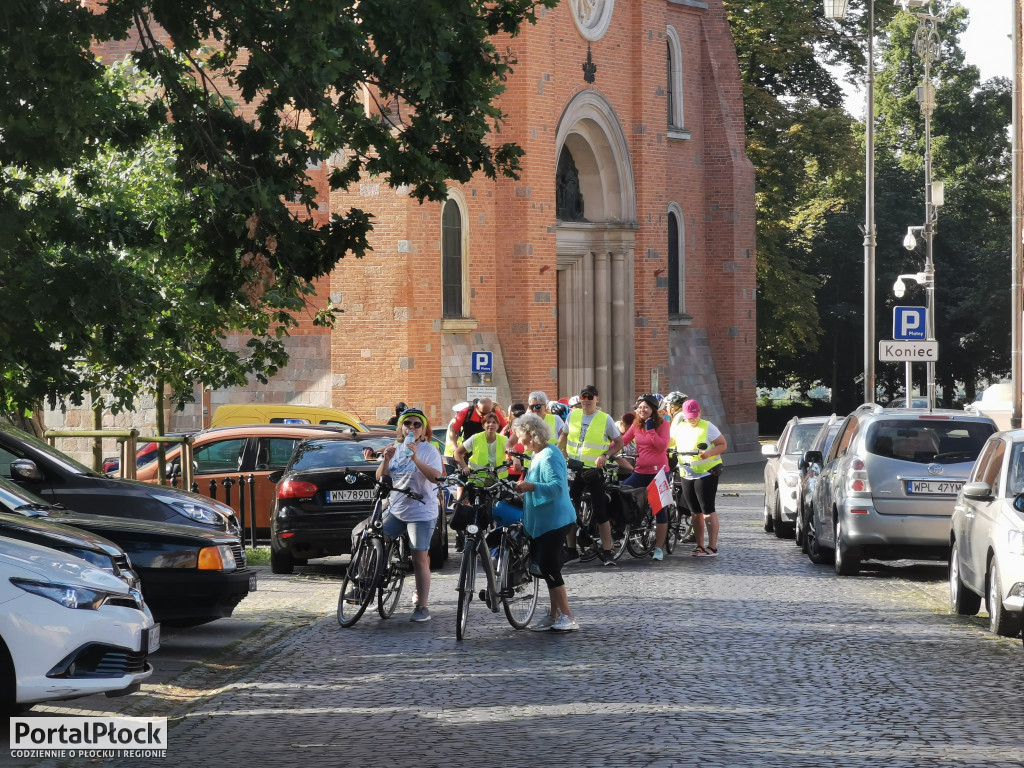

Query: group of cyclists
left=372, top=385, right=727, bottom=631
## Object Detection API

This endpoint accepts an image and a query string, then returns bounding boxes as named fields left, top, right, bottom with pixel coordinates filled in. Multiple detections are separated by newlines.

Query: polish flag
left=647, top=468, right=673, bottom=515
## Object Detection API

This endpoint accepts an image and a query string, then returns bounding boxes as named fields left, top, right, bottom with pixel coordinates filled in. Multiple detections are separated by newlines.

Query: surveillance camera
left=893, top=279, right=905, bottom=298
left=903, top=231, right=917, bottom=251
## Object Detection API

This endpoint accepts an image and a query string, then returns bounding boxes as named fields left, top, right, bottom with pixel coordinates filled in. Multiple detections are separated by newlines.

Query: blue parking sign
left=471, top=351, right=492, bottom=373
left=893, top=307, right=926, bottom=340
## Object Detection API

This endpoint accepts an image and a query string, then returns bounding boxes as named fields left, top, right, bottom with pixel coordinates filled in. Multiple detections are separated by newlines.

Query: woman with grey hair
left=513, top=412, right=579, bottom=631
left=526, top=390, right=568, bottom=452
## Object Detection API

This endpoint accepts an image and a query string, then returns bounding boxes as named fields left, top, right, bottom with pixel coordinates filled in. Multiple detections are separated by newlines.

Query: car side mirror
left=10, top=459, right=44, bottom=482
left=803, top=450, right=823, bottom=466
left=962, top=481, right=993, bottom=501
left=761, top=443, right=779, bottom=458
left=1014, top=493, right=1024, bottom=513
left=267, top=470, right=283, bottom=484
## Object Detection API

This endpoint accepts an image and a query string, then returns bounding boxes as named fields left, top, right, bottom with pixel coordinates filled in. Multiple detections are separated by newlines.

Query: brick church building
left=63, top=0, right=758, bottom=452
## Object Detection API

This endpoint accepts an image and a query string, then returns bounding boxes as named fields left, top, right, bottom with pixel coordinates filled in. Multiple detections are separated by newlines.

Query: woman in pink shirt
left=619, top=394, right=672, bottom=560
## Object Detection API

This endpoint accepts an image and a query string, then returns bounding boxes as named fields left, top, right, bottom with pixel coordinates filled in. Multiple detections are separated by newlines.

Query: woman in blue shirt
left=512, top=412, right=579, bottom=632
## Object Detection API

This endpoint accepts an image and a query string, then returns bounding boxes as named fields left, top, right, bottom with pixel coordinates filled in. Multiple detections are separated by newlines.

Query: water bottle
left=403, top=433, right=416, bottom=457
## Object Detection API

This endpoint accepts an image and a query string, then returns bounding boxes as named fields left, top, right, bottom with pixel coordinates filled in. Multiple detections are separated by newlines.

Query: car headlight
left=197, top=545, right=237, bottom=571
left=1008, top=529, right=1024, bottom=556
left=10, top=578, right=107, bottom=610
left=783, top=473, right=800, bottom=488
left=152, top=494, right=222, bottom=525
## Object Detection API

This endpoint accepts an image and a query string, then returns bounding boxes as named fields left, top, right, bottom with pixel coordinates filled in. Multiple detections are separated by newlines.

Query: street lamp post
left=901, top=0, right=942, bottom=409
left=824, top=0, right=876, bottom=405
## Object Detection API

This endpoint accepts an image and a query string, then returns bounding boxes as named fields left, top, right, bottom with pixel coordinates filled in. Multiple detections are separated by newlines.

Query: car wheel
left=794, top=502, right=805, bottom=548
left=805, top=513, right=832, bottom=565
left=772, top=490, right=795, bottom=540
left=948, top=542, right=980, bottom=616
left=763, top=497, right=774, bottom=533
left=987, top=558, right=1023, bottom=637
left=270, top=547, right=294, bottom=575
left=834, top=516, right=860, bottom=576
left=0, top=638, right=21, bottom=717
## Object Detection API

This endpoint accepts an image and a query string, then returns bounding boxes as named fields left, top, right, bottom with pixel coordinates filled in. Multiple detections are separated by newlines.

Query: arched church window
left=556, top=146, right=586, bottom=222
left=442, top=198, right=464, bottom=318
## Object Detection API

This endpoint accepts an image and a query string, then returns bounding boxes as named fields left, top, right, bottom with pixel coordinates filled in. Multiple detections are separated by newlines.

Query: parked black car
left=267, top=434, right=449, bottom=574
left=0, top=423, right=238, bottom=533
left=0, top=477, right=254, bottom=626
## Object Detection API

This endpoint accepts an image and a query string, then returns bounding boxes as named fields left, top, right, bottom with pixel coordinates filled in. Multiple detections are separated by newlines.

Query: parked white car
left=949, top=430, right=1024, bottom=640
left=762, top=416, right=831, bottom=538
left=0, top=537, right=157, bottom=714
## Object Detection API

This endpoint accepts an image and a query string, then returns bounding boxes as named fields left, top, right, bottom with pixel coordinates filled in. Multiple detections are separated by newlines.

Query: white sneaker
left=550, top=614, right=580, bottom=632
left=652, top=547, right=664, bottom=561
left=529, top=613, right=559, bottom=631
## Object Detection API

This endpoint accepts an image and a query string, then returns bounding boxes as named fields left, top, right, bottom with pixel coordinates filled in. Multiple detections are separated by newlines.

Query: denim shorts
left=381, top=514, right=437, bottom=551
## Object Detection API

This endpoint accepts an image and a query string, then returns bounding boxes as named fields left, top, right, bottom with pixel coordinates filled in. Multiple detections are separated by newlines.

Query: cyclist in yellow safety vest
left=564, top=384, right=623, bottom=565
left=453, top=411, right=508, bottom=492
left=670, top=398, right=726, bottom=557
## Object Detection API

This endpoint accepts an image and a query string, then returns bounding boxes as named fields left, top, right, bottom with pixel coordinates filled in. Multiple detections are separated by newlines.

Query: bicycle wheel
left=455, top=544, right=477, bottom=641
left=609, top=519, right=630, bottom=561
left=377, top=537, right=407, bottom=619
left=498, top=531, right=538, bottom=629
left=664, top=505, right=680, bottom=554
left=626, top=511, right=656, bottom=558
left=577, top=498, right=601, bottom=562
left=338, top=537, right=384, bottom=628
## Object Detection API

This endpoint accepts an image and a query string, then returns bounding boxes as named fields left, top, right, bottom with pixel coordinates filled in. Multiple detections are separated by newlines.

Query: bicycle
left=567, top=460, right=630, bottom=563
left=439, top=468, right=539, bottom=640
left=337, top=476, right=421, bottom=628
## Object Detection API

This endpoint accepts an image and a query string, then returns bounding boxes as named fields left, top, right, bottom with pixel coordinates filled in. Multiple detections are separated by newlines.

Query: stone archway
left=555, top=90, right=637, bottom=418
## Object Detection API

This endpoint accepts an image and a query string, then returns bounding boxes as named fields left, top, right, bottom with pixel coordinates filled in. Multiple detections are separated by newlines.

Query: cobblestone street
left=12, top=462, right=1024, bottom=768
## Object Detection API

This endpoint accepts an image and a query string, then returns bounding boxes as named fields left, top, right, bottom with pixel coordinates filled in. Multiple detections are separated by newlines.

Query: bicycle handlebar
left=667, top=442, right=708, bottom=458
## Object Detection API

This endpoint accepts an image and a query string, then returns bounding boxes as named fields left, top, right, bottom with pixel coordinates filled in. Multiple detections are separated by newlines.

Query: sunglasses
left=529, top=404, right=545, bottom=410
left=580, top=393, right=595, bottom=400
left=403, top=421, right=423, bottom=428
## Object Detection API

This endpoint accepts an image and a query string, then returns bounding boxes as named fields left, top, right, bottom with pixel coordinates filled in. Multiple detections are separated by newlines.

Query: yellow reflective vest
left=671, top=418, right=722, bottom=475
left=566, top=409, right=611, bottom=467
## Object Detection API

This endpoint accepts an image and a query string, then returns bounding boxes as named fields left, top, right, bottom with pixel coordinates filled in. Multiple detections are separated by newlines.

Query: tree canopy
left=725, top=0, right=1011, bottom=410
left=0, top=0, right=554, bottom=414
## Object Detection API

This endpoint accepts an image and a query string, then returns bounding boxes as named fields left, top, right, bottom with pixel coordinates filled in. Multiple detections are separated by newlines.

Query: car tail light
left=845, top=456, right=871, bottom=495
left=278, top=480, right=319, bottom=500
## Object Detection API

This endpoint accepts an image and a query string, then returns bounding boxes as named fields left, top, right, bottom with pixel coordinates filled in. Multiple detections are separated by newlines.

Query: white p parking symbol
left=893, top=307, right=926, bottom=340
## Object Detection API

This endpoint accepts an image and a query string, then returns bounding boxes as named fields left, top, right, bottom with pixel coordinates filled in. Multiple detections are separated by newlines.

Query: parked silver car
left=761, top=415, right=831, bottom=538
left=797, top=418, right=842, bottom=556
left=807, top=404, right=997, bottom=576
left=949, top=430, right=1024, bottom=639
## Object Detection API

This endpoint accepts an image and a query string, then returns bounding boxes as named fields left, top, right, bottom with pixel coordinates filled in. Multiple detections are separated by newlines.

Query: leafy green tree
left=0, top=0, right=554, bottom=414
left=723, top=0, right=897, bottom=385
left=873, top=3, right=1011, bottom=405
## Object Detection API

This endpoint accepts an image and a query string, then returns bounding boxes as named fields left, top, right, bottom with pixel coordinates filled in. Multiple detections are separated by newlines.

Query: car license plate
left=328, top=489, right=374, bottom=503
left=146, top=624, right=161, bottom=654
left=248, top=573, right=258, bottom=591
left=906, top=480, right=963, bottom=495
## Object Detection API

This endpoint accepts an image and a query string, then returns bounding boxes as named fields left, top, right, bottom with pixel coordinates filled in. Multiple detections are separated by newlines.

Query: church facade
left=59, top=0, right=759, bottom=452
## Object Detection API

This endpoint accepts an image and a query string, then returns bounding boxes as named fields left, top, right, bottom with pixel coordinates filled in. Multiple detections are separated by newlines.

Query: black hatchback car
left=0, top=477, right=254, bottom=626
left=268, top=434, right=449, bottom=574
left=0, top=422, right=238, bottom=533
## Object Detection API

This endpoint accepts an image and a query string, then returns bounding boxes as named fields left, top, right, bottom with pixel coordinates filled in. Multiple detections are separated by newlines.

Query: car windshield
left=787, top=423, right=824, bottom=455
left=865, top=419, right=995, bottom=464
left=1006, top=442, right=1024, bottom=496
left=289, top=438, right=396, bottom=471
